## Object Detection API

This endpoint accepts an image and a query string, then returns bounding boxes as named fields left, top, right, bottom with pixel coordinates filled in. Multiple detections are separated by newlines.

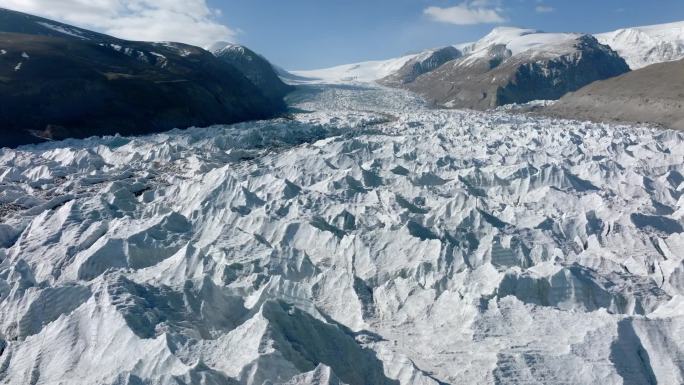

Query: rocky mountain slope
left=545, top=57, right=684, bottom=129
left=596, top=21, right=684, bottom=69
left=0, top=8, right=289, bottom=148
left=0, top=83, right=682, bottom=385
left=208, top=42, right=293, bottom=104
left=401, top=28, right=630, bottom=110
left=378, top=46, right=462, bottom=86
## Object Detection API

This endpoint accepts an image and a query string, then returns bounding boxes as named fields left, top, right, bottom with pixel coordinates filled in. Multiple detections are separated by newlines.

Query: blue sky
left=5, top=0, right=684, bottom=70
left=214, top=0, right=684, bottom=70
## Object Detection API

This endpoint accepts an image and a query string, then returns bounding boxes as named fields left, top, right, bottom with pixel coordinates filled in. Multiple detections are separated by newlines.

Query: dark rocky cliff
left=208, top=42, right=293, bottom=104
left=379, top=46, right=462, bottom=86
left=0, top=8, right=289, bottom=148
left=497, top=36, right=631, bottom=105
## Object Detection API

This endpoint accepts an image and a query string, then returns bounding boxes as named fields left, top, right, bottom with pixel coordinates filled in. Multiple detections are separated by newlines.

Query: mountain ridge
left=296, top=21, right=684, bottom=84
left=0, top=8, right=291, bottom=148
left=388, top=31, right=630, bottom=110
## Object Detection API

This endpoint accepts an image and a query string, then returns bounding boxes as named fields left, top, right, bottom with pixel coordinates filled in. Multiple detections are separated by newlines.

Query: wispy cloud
left=535, top=5, right=554, bottom=13
left=3, top=0, right=237, bottom=47
left=424, top=1, right=506, bottom=25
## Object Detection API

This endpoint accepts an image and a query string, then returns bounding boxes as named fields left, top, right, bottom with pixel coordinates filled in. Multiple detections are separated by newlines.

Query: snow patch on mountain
left=206, top=41, right=247, bottom=56
left=36, top=22, right=90, bottom=40
left=461, top=27, right=581, bottom=57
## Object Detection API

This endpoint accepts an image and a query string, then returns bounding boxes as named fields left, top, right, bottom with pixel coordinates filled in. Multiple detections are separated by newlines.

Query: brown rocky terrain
left=545, top=58, right=684, bottom=130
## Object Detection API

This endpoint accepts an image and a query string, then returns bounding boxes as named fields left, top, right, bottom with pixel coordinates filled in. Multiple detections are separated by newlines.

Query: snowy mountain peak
left=205, top=41, right=245, bottom=55
left=482, top=26, right=541, bottom=40
left=464, top=26, right=582, bottom=57
left=205, top=40, right=293, bottom=102
left=596, top=20, right=684, bottom=69
left=379, top=46, right=462, bottom=85
left=412, top=46, right=461, bottom=63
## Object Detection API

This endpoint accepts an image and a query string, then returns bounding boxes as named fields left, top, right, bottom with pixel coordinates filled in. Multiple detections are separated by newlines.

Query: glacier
left=0, top=83, right=683, bottom=385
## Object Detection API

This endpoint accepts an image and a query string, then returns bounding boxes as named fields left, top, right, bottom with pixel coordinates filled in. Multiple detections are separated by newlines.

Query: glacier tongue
left=0, top=83, right=683, bottom=385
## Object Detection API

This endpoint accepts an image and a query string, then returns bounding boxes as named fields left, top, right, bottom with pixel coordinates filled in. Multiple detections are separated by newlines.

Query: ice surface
left=0, top=83, right=683, bottom=384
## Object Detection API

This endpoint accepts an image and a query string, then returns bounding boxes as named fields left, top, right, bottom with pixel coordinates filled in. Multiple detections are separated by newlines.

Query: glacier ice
left=0, top=83, right=683, bottom=384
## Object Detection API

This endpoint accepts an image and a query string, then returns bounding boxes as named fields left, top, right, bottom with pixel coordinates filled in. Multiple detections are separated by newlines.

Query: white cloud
left=3, top=0, right=237, bottom=47
left=535, top=5, right=554, bottom=13
left=424, top=1, right=506, bottom=25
